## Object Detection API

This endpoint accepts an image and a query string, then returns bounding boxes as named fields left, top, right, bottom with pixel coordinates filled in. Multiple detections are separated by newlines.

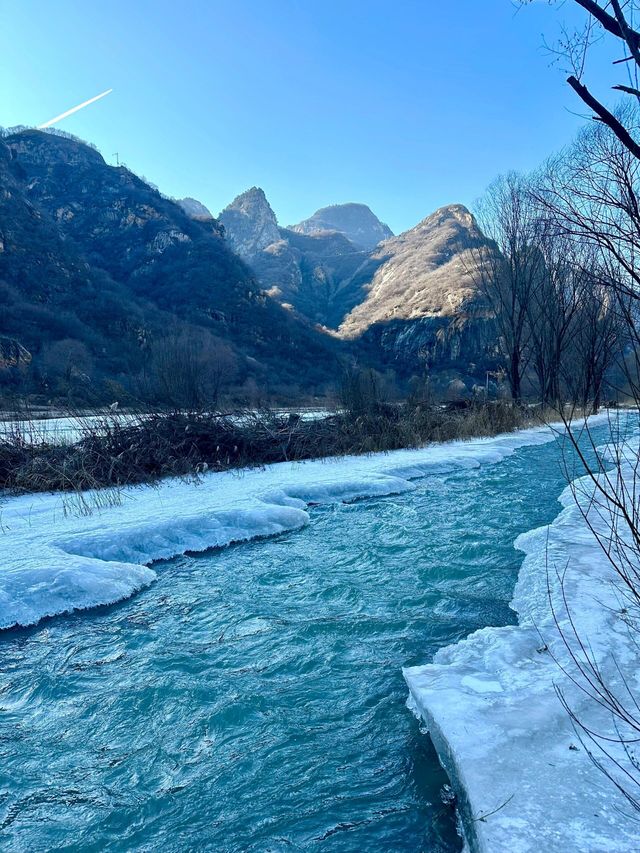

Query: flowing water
left=0, top=429, right=610, bottom=852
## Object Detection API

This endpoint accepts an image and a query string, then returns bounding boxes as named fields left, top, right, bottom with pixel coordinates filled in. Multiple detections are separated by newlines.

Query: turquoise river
left=0, top=425, right=612, bottom=852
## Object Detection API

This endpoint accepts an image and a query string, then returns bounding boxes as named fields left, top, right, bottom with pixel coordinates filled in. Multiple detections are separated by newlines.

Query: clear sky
left=0, top=0, right=623, bottom=233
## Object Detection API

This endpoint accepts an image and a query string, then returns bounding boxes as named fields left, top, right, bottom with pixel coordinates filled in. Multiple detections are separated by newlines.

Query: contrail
left=38, top=89, right=113, bottom=129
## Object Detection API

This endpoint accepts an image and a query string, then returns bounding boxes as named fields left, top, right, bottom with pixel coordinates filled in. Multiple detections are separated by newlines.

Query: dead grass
left=0, top=401, right=538, bottom=497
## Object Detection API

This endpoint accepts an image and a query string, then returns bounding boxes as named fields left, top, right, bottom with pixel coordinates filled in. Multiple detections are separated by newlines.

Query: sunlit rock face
left=218, top=190, right=498, bottom=378
left=333, top=204, right=497, bottom=375
left=218, top=189, right=369, bottom=327
left=337, top=204, right=490, bottom=337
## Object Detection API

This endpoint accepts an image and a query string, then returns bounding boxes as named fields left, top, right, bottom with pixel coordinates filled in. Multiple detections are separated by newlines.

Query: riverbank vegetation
left=0, top=385, right=534, bottom=496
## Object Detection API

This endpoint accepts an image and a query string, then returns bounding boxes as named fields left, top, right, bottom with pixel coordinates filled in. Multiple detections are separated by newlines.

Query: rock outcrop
left=218, top=188, right=369, bottom=327
left=338, top=205, right=490, bottom=337
left=218, top=190, right=498, bottom=379
left=333, top=205, right=497, bottom=375
left=219, top=187, right=281, bottom=258
left=0, top=336, right=31, bottom=368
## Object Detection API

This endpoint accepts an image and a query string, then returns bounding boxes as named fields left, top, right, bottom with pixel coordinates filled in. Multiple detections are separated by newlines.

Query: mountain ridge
left=337, top=203, right=491, bottom=338
left=0, top=129, right=499, bottom=402
left=219, top=188, right=370, bottom=327
left=218, top=187, right=495, bottom=376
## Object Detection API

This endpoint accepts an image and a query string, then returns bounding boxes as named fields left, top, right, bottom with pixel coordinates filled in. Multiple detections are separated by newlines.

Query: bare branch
left=568, top=75, right=640, bottom=159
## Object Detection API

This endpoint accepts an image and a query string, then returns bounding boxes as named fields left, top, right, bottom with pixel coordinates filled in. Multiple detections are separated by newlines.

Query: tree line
left=469, top=150, right=629, bottom=412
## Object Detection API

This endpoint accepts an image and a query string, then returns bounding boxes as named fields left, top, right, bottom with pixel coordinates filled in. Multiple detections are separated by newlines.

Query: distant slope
left=178, top=197, right=213, bottom=220
left=219, top=188, right=368, bottom=327
left=290, top=203, right=393, bottom=251
left=218, top=191, right=498, bottom=380
left=335, top=205, right=498, bottom=379
left=219, top=187, right=281, bottom=257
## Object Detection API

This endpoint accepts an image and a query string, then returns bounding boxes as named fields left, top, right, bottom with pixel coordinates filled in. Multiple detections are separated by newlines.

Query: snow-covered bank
left=404, top=421, right=640, bottom=852
left=0, top=423, right=561, bottom=630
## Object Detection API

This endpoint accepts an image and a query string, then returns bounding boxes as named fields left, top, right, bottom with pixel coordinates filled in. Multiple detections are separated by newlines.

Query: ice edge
left=403, top=412, right=638, bottom=853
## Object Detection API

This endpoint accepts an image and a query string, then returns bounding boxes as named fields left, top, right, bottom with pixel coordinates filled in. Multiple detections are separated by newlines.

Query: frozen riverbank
left=0, top=422, right=564, bottom=630
left=404, top=424, right=640, bottom=851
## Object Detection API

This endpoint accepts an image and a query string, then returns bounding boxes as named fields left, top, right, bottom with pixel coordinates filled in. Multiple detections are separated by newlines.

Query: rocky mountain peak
left=390, top=203, right=485, bottom=255
left=290, top=202, right=393, bottom=251
left=337, top=201, right=492, bottom=339
left=421, top=203, right=475, bottom=228
left=218, top=187, right=281, bottom=259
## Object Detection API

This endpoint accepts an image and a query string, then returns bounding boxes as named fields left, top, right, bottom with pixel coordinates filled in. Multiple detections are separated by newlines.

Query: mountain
left=338, top=205, right=489, bottom=336
left=273, top=228, right=368, bottom=327
left=335, top=205, right=497, bottom=379
left=0, top=129, right=500, bottom=404
left=0, top=130, right=340, bottom=401
left=219, top=188, right=368, bottom=327
left=219, top=187, right=281, bottom=257
left=178, top=197, right=213, bottom=220
left=219, top=189, right=496, bottom=381
left=290, top=203, right=393, bottom=251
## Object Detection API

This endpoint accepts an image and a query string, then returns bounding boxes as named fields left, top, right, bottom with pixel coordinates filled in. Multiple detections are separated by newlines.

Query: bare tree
left=532, top=112, right=638, bottom=406
left=520, top=1, right=640, bottom=160
left=471, top=172, right=547, bottom=402
left=519, top=2, right=640, bottom=809
left=471, top=172, right=604, bottom=407
left=39, top=338, right=94, bottom=394
left=535, top=106, right=640, bottom=302
left=568, top=0, right=640, bottom=158
left=565, top=273, right=624, bottom=411
left=146, top=330, right=238, bottom=410
left=525, top=229, right=592, bottom=407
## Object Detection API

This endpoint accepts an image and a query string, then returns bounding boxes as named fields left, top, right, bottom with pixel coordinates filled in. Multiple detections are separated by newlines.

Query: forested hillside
left=0, top=129, right=341, bottom=404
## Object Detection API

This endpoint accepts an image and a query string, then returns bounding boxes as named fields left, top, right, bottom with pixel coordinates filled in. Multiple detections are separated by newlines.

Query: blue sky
left=0, top=0, right=623, bottom=233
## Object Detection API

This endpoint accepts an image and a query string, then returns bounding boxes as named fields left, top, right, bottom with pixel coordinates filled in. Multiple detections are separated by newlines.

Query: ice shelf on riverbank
left=405, top=428, right=640, bottom=852
left=0, top=421, right=565, bottom=630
